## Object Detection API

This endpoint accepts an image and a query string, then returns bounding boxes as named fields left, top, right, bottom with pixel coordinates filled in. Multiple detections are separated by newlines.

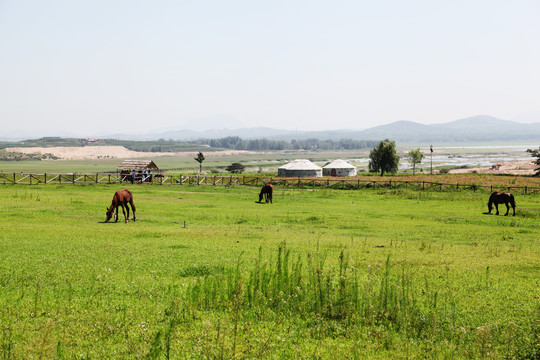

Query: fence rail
left=0, top=172, right=538, bottom=195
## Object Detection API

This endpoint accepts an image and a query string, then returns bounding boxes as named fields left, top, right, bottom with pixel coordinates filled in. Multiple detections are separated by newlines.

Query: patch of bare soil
left=5, top=146, right=254, bottom=160
left=448, top=160, right=537, bottom=175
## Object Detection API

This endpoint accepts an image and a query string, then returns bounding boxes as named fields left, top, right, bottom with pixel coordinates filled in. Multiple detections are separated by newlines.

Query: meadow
left=0, top=182, right=538, bottom=359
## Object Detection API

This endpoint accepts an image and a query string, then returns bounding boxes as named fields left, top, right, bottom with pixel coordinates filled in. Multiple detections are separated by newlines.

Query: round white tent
left=323, top=159, right=357, bottom=177
left=278, top=159, right=323, bottom=177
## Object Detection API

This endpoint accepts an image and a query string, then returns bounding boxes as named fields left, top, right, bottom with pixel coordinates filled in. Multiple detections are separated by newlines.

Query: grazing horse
left=106, top=189, right=136, bottom=223
left=488, top=192, right=515, bottom=216
left=259, top=183, right=273, bottom=203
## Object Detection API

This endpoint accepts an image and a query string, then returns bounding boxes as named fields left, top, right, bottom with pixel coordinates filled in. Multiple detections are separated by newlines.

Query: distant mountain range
left=129, top=115, right=540, bottom=143
left=2, top=115, right=540, bottom=143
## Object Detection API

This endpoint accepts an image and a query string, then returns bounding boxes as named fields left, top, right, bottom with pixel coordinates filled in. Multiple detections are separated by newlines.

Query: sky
left=1, top=0, right=540, bottom=136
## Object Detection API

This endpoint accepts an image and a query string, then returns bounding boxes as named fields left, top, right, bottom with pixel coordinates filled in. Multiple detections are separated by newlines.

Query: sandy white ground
left=6, top=146, right=253, bottom=161
left=447, top=160, right=536, bottom=176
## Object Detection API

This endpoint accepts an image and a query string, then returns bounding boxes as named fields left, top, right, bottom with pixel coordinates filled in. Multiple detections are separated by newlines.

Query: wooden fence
left=0, top=173, right=538, bottom=195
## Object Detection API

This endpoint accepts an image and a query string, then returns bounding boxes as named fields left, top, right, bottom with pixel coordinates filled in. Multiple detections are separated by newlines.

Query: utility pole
left=430, top=144, right=433, bottom=175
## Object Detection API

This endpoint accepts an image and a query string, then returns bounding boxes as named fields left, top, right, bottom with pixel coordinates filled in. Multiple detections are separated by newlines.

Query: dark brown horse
left=488, top=192, right=515, bottom=216
left=258, top=183, right=273, bottom=203
left=106, top=189, right=136, bottom=223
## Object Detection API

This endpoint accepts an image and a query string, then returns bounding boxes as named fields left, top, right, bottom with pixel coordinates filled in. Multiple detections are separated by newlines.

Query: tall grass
left=139, top=243, right=538, bottom=359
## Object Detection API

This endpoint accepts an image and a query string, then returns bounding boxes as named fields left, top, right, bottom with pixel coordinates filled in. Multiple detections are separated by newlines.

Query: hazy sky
left=1, top=1, right=539, bottom=136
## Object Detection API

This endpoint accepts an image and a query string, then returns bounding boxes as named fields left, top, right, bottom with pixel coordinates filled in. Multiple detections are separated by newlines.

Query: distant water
left=347, top=145, right=535, bottom=170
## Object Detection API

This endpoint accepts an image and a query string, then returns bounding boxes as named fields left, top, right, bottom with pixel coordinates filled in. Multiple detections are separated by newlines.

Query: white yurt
left=323, top=159, right=357, bottom=177
left=278, top=159, right=323, bottom=177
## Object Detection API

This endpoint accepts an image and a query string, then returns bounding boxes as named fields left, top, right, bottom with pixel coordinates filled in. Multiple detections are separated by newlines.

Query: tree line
left=197, top=136, right=379, bottom=151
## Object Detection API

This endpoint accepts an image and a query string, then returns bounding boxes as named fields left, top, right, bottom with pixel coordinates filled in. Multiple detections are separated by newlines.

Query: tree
left=407, top=148, right=425, bottom=175
left=194, top=152, right=205, bottom=173
left=526, top=147, right=540, bottom=176
left=226, top=162, right=245, bottom=174
left=368, top=139, right=400, bottom=176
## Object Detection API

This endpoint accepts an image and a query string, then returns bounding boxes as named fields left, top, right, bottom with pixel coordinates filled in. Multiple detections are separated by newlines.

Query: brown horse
left=106, top=189, right=136, bottom=223
left=258, top=183, right=273, bottom=203
left=488, top=192, right=515, bottom=216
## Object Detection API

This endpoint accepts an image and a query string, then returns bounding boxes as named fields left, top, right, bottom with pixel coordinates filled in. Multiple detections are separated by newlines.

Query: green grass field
left=0, top=183, right=538, bottom=359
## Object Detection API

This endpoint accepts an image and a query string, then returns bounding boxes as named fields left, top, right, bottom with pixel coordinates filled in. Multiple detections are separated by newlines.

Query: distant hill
left=147, top=115, right=540, bottom=143
left=2, top=115, right=539, bottom=143
left=348, top=115, right=540, bottom=143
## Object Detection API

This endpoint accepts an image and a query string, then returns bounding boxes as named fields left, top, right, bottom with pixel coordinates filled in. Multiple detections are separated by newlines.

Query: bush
left=226, top=163, right=245, bottom=174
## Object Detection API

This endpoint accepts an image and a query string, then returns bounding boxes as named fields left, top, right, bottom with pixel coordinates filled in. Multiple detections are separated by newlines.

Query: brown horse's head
left=105, top=207, right=114, bottom=222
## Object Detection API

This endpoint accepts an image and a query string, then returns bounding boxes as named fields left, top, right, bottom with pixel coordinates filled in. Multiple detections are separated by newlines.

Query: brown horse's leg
left=126, top=202, right=130, bottom=221
left=114, top=206, right=119, bottom=222
left=121, top=204, right=128, bottom=223
left=130, top=200, right=136, bottom=221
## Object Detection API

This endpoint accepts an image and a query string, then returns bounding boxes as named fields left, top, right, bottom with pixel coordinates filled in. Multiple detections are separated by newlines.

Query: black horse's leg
left=504, top=203, right=510, bottom=216
left=495, top=204, right=499, bottom=215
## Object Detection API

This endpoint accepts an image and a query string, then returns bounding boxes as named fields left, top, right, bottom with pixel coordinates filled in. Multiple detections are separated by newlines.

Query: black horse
left=488, top=192, right=515, bottom=216
left=258, top=183, right=273, bottom=203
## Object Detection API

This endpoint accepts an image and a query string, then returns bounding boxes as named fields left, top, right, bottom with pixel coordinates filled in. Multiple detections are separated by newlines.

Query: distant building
left=117, top=160, right=160, bottom=183
left=117, top=160, right=159, bottom=171
left=278, top=159, right=323, bottom=177
left=323, top=159, right=357, bottom=176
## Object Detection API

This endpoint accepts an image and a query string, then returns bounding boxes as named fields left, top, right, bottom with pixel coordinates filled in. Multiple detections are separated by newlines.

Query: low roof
left=323, top=159, right=356, bottom=169
left=117, top=160, right=159, bottom=171
left=279, top=159, right=322, bottom=170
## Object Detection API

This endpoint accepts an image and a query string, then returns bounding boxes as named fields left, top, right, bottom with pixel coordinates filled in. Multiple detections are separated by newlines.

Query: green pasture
left=0, top=184, right=538, bottom=359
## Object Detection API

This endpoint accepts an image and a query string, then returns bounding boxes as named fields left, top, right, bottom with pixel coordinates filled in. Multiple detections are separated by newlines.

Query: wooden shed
left=117, top=160, right=159, bottom=183
left=117, top=160, right=159, bottom=171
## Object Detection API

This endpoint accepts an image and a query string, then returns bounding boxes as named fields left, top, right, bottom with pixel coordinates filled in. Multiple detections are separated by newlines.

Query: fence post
left=525, top=186, right=527, bottom=195
left=96, top=173, right=98, bottom=183
left=44, top=173, right=47, bottom=183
